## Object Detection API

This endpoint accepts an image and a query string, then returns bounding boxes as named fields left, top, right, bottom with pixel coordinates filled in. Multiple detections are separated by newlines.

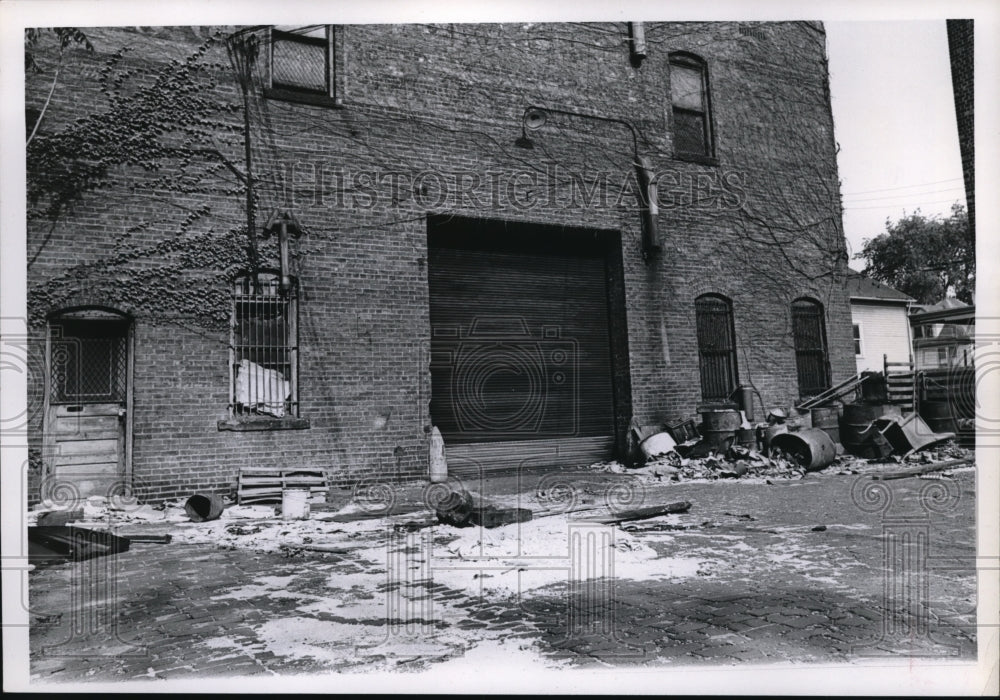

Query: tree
left=855, top=203, right=974, bottom=304
left=24, top=28, right=94, bottom=146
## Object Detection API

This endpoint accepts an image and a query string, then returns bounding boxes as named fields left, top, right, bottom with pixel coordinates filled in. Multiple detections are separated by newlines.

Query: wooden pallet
left=237, top=467, right=330, bottom=504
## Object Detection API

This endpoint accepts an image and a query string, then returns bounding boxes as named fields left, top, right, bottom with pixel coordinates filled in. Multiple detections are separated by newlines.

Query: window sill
left=218, top=416, right=311, bottom=432
left=673, top=152, right=719, bottom=167
left=263, top=87, right=342, bottom=109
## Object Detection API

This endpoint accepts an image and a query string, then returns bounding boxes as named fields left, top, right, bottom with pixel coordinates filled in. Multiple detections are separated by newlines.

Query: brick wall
left=25, top=22, right=854, bottom=502
left=946, top=19, right=974, bottom=237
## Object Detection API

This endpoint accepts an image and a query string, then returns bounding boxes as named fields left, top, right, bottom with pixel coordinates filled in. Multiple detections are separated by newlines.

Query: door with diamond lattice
left=43, top=312, right=131, bottom=500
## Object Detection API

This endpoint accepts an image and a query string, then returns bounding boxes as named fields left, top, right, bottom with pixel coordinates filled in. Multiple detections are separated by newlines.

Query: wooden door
left=43, top=316, right=130, bottom=500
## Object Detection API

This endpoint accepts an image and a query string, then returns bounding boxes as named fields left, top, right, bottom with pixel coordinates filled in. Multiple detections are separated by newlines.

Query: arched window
left=669, top=52, right=714, bottom=160
left=792, top=298, right=831, bottom=398
left=695, top=294, right=738, bottom=401
left=231, top=271, right=298, bottom=418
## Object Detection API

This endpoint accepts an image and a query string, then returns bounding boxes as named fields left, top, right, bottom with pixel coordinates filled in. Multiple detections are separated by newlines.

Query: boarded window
left=270, top=26, right=332, bottom=95
left=695, top=294, right=738, bottom=401
left=793, top=298, right=831, bottom=398
left=670, top=54, right=713, bottom=158
left=231, top=272, right=298, bottom=418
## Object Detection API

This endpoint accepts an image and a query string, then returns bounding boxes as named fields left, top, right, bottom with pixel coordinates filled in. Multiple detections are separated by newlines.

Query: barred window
left=269, top=25, right=334, bottom=98
left=669, top=52, right=714, bottom=160
left=792, top=298, right=831, bottom=398
left=695, top=294, right=739, bottom=401
left=231, top=272, right=298, bottom=418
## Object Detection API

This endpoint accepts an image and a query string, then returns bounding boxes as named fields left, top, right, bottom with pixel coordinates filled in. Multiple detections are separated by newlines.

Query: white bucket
left=281, top=488, right=311, bottom=520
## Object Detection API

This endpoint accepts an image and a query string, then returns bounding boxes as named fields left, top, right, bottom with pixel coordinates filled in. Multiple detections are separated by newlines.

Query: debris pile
left=602, top=444, right=814, bottom=483
left=623, top=393, right=972, bottom=483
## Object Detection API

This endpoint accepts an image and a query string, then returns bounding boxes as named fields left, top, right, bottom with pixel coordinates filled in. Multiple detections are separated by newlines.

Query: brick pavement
left=26, top=470, right=978, bottom=681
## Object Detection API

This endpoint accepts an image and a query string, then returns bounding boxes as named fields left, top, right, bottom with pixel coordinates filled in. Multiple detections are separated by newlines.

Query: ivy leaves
left=26, top=32, right=242, bottom=221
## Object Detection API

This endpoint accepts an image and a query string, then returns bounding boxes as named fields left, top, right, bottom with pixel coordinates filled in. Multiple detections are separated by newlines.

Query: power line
left=842, top=186, right=965, bottom=203
left=843, top=197, right=965, bottom=211
left=841, top=177, right=963, bottom=196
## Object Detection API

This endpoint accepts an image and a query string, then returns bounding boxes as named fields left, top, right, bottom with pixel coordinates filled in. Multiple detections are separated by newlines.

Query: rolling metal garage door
left=428, top=218, right=617, bottom=477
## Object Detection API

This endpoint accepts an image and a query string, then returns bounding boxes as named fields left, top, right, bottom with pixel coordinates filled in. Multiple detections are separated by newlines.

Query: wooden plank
left=53, top=416, right=118, bottom=433
left=871, top=458, right=973, bottom=480
left=52, top=452, right=119, bottom=468
left=51, top=460, right=118, bottom=474
left=54, top=430, right=121, bottom=442
left=238, top=476, right=327, bottom=485
left=53, top=404, right=121, bottom=418
left=576, top=501, right=692, bottom=524
left=237, top=469, right=328, bottom=476
left=56, top=438, right=119, bottom=456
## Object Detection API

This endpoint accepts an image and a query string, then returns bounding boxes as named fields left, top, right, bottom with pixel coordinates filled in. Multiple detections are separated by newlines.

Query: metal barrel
left=919, top=400, right=957, bottom=435
left=700, top=407, right=741, bottom=431
left=736, top=427, right=756, bottom=448
left=770, top=428, right=837, bottom=471
left=840, top=403, right=896, bottom=458
left=810, top=406, right=841, bottom=445
left=700, top=429, right=736, bottom=452
left=184, top=493, right=225, bottom=522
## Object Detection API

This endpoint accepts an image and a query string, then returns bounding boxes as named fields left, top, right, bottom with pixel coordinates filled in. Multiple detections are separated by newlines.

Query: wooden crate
left=237, top=467, right=330, bottom=504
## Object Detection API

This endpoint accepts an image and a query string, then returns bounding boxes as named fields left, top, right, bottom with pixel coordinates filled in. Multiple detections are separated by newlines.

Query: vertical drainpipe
left=635, top=155, right=660, bottom=260
left=243, top=90, right=258, bottom=277
left=279, top=220, right=291, bottom=294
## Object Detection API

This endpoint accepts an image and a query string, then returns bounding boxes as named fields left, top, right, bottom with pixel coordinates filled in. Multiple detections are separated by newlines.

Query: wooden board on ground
left=237, top=468, right=330, bottom=504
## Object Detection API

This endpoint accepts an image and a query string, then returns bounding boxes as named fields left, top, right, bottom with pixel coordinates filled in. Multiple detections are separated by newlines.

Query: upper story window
left=853, top=323, right=864, bottom=357
left=669, top=52, right=714, bottom=162
left=265, top=25, right=338, bottom=106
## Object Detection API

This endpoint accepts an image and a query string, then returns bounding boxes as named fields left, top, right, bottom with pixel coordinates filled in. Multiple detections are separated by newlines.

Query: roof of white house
left=845, top=270, right=914, bottom=304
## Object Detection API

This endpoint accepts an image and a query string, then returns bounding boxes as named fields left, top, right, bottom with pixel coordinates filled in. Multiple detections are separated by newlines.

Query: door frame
left=43, top=307, right=135, bottom=494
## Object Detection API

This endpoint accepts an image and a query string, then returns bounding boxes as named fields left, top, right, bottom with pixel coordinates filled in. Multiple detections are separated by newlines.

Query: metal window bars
left=695, top=295, right=739, bottom=401
left=231, top=273, right=298, bottom=418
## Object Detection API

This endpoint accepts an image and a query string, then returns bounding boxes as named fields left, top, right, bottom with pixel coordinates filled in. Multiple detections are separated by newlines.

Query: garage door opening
left=427, top=216, right=630, bottom=477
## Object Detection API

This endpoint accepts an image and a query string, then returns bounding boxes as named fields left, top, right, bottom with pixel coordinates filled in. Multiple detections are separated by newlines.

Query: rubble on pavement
left=595, top=445, right=812, bottom=482
left=593, top=439, right=974, bottom=484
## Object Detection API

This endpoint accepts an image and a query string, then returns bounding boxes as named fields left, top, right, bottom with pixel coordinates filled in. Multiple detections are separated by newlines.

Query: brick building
left=946, top=19, right=974, bottom=242
left=24, top=22, right=855, bottom=502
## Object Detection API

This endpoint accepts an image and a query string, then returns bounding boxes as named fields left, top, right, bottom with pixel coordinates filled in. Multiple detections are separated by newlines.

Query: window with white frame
left=231, top=271, right=298, bottom=418
left=853, top=323, right=863, bottom=356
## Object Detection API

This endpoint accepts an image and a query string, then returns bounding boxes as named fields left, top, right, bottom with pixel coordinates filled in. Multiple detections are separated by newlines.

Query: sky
left=825, top=21, right=967, bottom=272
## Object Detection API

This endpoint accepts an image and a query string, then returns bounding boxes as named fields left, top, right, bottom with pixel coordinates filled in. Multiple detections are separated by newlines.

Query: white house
left=845, top=271, right=914, bottom=373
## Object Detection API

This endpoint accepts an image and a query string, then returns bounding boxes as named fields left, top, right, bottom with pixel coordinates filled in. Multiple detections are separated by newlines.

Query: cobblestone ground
left=25, top=469, right=977, bottom=681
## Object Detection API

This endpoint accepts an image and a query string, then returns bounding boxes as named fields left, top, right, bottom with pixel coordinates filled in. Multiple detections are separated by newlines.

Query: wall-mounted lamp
left=515, top=107, right=548, bottom=149
left=514, top=105, right=661, bottom=261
